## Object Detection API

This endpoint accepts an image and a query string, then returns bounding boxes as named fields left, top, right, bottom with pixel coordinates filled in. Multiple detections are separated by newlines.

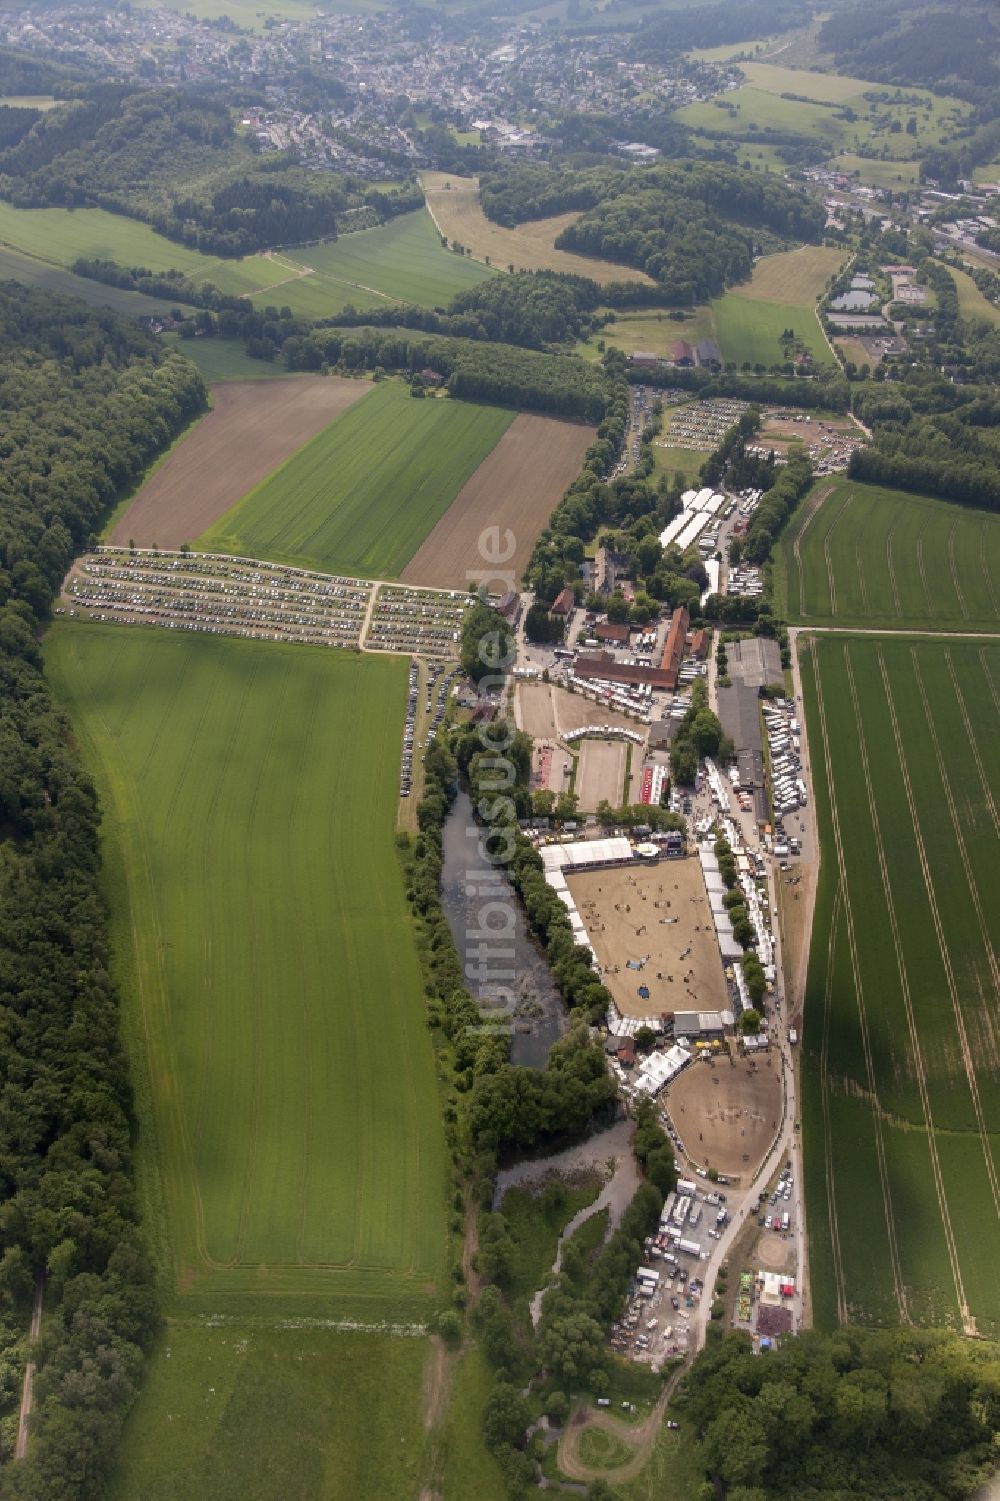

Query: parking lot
left=611, top=1180, right=731, bottom=1369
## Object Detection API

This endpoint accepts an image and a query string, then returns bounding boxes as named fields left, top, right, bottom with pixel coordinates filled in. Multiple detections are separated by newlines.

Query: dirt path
left=557, top=1371, right=681, bottom=1486
left=15, top=1274, right=43, bottom=1461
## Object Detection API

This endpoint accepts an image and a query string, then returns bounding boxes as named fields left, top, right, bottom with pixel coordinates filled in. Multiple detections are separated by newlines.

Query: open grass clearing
left=401, top=411, right=594, bottom=589
left=198, top=381, right=516, bottom=579
left=799, top=635, right=1000, bottom=1336
left=109, top=375, right=373, bottom=549
left=833, top=153, right=920, bottom=188
left=950, top=263, right=1000, bottom=327
left=46, top=627, right=449, bottom=1317
left=161, top=334, right=303, bottom=383
left=737, top=246, right=845, bottom=306
left=110, top=1323, right=431, bottom=1501
left=973, top=163, right=1000, bottom=186
left=0, top=198, right=229, bottom=276
left=277, top=209, right=495, bottom=313
left=712, top=290, right=831, bottom=366
left=675, top=73, right=969, bottom=159
left=775, top=477, right=1000, bottom=632
left=421, top=171, right=654, bottom=284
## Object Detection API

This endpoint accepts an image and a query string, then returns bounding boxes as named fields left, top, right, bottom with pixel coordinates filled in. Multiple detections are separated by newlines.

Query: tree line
left=0, top=284, right=206, bottom=1499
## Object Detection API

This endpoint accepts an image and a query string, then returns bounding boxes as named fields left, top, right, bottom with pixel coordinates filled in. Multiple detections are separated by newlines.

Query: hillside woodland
left=0, top=285, right=206, bottom=1501
left=479, top=163, right=826, bottom=304
left=0, top=86, right=419, bottom=254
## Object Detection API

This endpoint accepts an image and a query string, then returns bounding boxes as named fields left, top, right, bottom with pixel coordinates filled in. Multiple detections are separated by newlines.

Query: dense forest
left=679, top=1326, right=1000, bottom=1500
left=818, top=0, right=1000, bottom=96
left=0, top=85, right=416, bottom=254
left=0, top=285, right=206, bottom=1500
left=480, top=163, right=826, bottom=304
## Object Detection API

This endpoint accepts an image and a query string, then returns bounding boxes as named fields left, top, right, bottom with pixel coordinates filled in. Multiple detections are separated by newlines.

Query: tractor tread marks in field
left=915, top=531, right=934, bottom=617
left=885, top=514, right=903, bottom=619
left=947, top=525, right=969, bottom=620
left=813, top=642, right=909, bottom=1323
left=822, top=492, right=852, bottom=619
left=980, top=521, right=1000, bottom=620
left=844, top=646, right=971, bottom=1333
left=791, top=482, right=834, bottom=619
left=818, top=883, right=849, bottom=1326
left=946, top=652, right=1000, bottom=842
left=877, top=648, right=1000, bottom=1231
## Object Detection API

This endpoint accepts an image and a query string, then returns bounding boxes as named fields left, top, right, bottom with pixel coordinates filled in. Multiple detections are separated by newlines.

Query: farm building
left=669, top=339, right=694, bottom=367
left=574, top=653, right=675, bottom=690
left=695, top=340, right=721, bottom=368
left=594, top=620, right=631, bottom=644
left=658, top=606, right=690, bottom=689
left=550, top=587, right=576, bottom=617
left=630, top=351, right=660, bottom=368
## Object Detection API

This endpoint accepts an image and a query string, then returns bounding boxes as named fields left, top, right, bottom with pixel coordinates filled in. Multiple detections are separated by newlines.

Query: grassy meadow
left=832, top=153, right=920, bottom=188
left=799, top=635, right=1000, bottom=1336
left=45, top=626, right=449, bottom=1319
left=775, top=478, right=1000, bottom=632
left=674, top=62, right=970, bottom=159
left=421, top=170, right=654, bottom=284
left=111, top=1323, right=432, bottom=1501
left=162, top=333, right=303, bottom=382
left=0, top=199, right=493, bottom=318
left=950, top=263, right=1000, bottom=328
left=274, top=208, right=495, bottom=315
left=198, top=381, right=515, bottom=577
left=0, top=241, right=196, bottom=316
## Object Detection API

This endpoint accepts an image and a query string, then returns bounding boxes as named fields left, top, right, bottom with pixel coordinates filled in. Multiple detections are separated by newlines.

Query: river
left=440, top=789, right=566, bottom=1068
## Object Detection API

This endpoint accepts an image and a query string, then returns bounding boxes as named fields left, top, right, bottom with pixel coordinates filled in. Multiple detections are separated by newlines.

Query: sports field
left=800, top=634, right=1000, bottom=1336
left=775, top=478, right=1000, bottom=632
left=421, top=171, right=654, bottom=284
left=45, top=626, right=448, bottom=1317
left=198, top=381, right=516, bottom=578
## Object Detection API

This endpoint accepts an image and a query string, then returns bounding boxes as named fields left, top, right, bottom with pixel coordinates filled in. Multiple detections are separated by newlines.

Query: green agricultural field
left=712, top=290, right=831, bottom=367
left=45, top=626, right=448, bottom=1318
left=111, top=1324, right=432, bottom=1501
left=0, top=242, right=195, bottom=316
left=198, top=381, right=515, bottom=577
left=800, top=634, right=1000, bottom=1337
left=0, top=198, right=221, bottom=275
left=775, top=477, right=1000, bottom=632
left=277, top=210, right=495, bottom=314
left=162, top=334, right=302, bottom=382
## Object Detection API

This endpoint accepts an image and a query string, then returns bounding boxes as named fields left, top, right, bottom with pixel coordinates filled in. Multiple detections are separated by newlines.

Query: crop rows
left=800, top=636, right=1000, bottom=1337
left=778, top=478, right=1000, bottom=631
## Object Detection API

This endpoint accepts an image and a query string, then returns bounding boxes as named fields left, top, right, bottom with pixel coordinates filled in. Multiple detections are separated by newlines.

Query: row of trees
left=0, top=285, right=207, bottom=1498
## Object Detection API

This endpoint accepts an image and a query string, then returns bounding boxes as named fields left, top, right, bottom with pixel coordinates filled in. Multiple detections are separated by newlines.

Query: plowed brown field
left=401, top=413, right=593, bottom=589
left=109, top=376, right=372, bottom=549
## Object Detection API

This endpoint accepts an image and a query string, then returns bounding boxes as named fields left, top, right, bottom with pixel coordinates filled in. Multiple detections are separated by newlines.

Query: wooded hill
left=0, top=86, right=418, bottom=255
left=479, top=163, right=826, bottom=305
